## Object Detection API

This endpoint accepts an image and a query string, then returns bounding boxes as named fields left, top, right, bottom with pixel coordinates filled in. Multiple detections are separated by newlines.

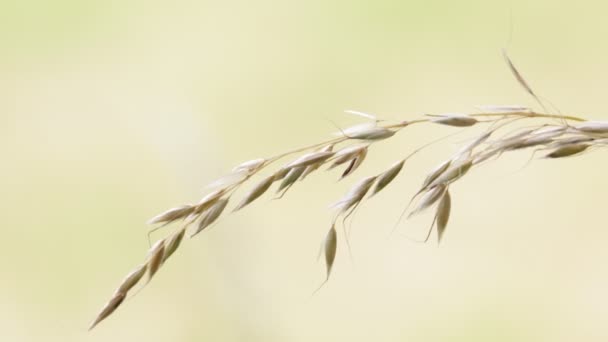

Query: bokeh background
left=2, top=0, right=608, bottom=341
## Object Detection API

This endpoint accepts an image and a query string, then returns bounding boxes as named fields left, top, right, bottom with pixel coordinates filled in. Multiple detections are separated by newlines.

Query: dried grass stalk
left=91, top=52, right=605, bottom=330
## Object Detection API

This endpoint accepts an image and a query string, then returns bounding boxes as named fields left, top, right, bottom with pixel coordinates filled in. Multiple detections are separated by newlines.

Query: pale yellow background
left=2, top=0, right=608, bottom=341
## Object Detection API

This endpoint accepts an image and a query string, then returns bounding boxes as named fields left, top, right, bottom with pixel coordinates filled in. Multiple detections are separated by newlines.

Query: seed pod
left=428, top=159, right=473, bottom=188
left=89, top=292, right=126, bottom=330
left=300, top=145, right=334, bottom=181
left=436, top=190, right=451, bottom=243
left=115, top=264, right=147, bottom=295
left=371, top=160, right=405, bottom=196
left=332, top=176, right=377, bottom=214
left=234, top=174, right=276, bottom=211
left=273, top=167, right=290, bottom=181
left=148, top=205, right=195, bottom=225
left=575, top=121, right=608, bottom=134
left=192, top=198, right=229, bottom=236
left=421, top=160, right=451, bottom=190
left=546, top=136, right=592, bottom=150
left=347, top=126, right=395, bottom=140
left=431, top=114, right=478, bottom=127
left=545, top=143, right=590, bottom=158
left=277, top=166, right=306, bottom=192
left=329, top=145, right=368, bottom=170
left=409, top=184, right=447, bottom=218
left=193, top=189, right=226, bottom=215
left=163, top=228, right=186, bottom=262
left=146, top=240, right=166, bottom=281
left=323, top=225, right=338, bottom=282
left=340, top=147, right=367, bottom=179
left=335, top=122, right=377, bottom=137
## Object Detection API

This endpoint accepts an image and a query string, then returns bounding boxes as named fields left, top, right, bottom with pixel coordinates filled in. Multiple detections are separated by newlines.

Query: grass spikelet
left=146, top=240, right=166, bottom=281
left=163, top=228, right=186, bottom=262
left=502, top=49, right=540, bottom=102
left=89, top=292, right=126, bottom=331
left=300, top=145, right=334, bottom=180
left=329, top=144, right=368, bottom=169
left=115, top=264, right=147, bottom=295
left=545, top=143, right=590, bottom=158
left=428, top=159, right=473, bottom=188
left=314, top=224, right=338, bottom=294
left=277, top=166, right=306, bottom=193
left=371, top=159, right=405, bottom=196
left=340, top=146, right=367, bottom=179
left=331, top=176, right=376, bottom=215
left=421, top=160, right=451, bottom=191
left=575, top=120, right=608, bottom=133
left=409, top=184, right=447, bottom=218
left=193, top=198, right=230, bottom=236
left=233, top=175, right=275, bottom=211
left=436, top=190, right=451, bottom=243
left=193, top=189, right=226, bottom=215
left=347, top=126, right=396, bottom=140
left=430, top=113, right=478, bottom=127
left=148, top=205, right=195, bottom=225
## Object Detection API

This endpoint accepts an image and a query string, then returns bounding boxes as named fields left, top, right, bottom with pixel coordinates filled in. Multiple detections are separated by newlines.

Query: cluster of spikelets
left=89, top=53, right=608, bottom=330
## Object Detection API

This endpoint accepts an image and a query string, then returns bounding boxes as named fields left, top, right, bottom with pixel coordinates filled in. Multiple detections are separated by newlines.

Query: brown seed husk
left=324, top=225, right=338, bottom=282
left=545, top=143, right=590, bottom=158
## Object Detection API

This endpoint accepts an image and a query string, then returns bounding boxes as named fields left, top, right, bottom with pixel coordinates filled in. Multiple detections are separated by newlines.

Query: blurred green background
left=2, top=0, right=608, bottom=341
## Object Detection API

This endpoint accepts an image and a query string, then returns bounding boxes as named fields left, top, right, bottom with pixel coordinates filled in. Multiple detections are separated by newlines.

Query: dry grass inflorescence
left=89, top=52, right=608, bottom=330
